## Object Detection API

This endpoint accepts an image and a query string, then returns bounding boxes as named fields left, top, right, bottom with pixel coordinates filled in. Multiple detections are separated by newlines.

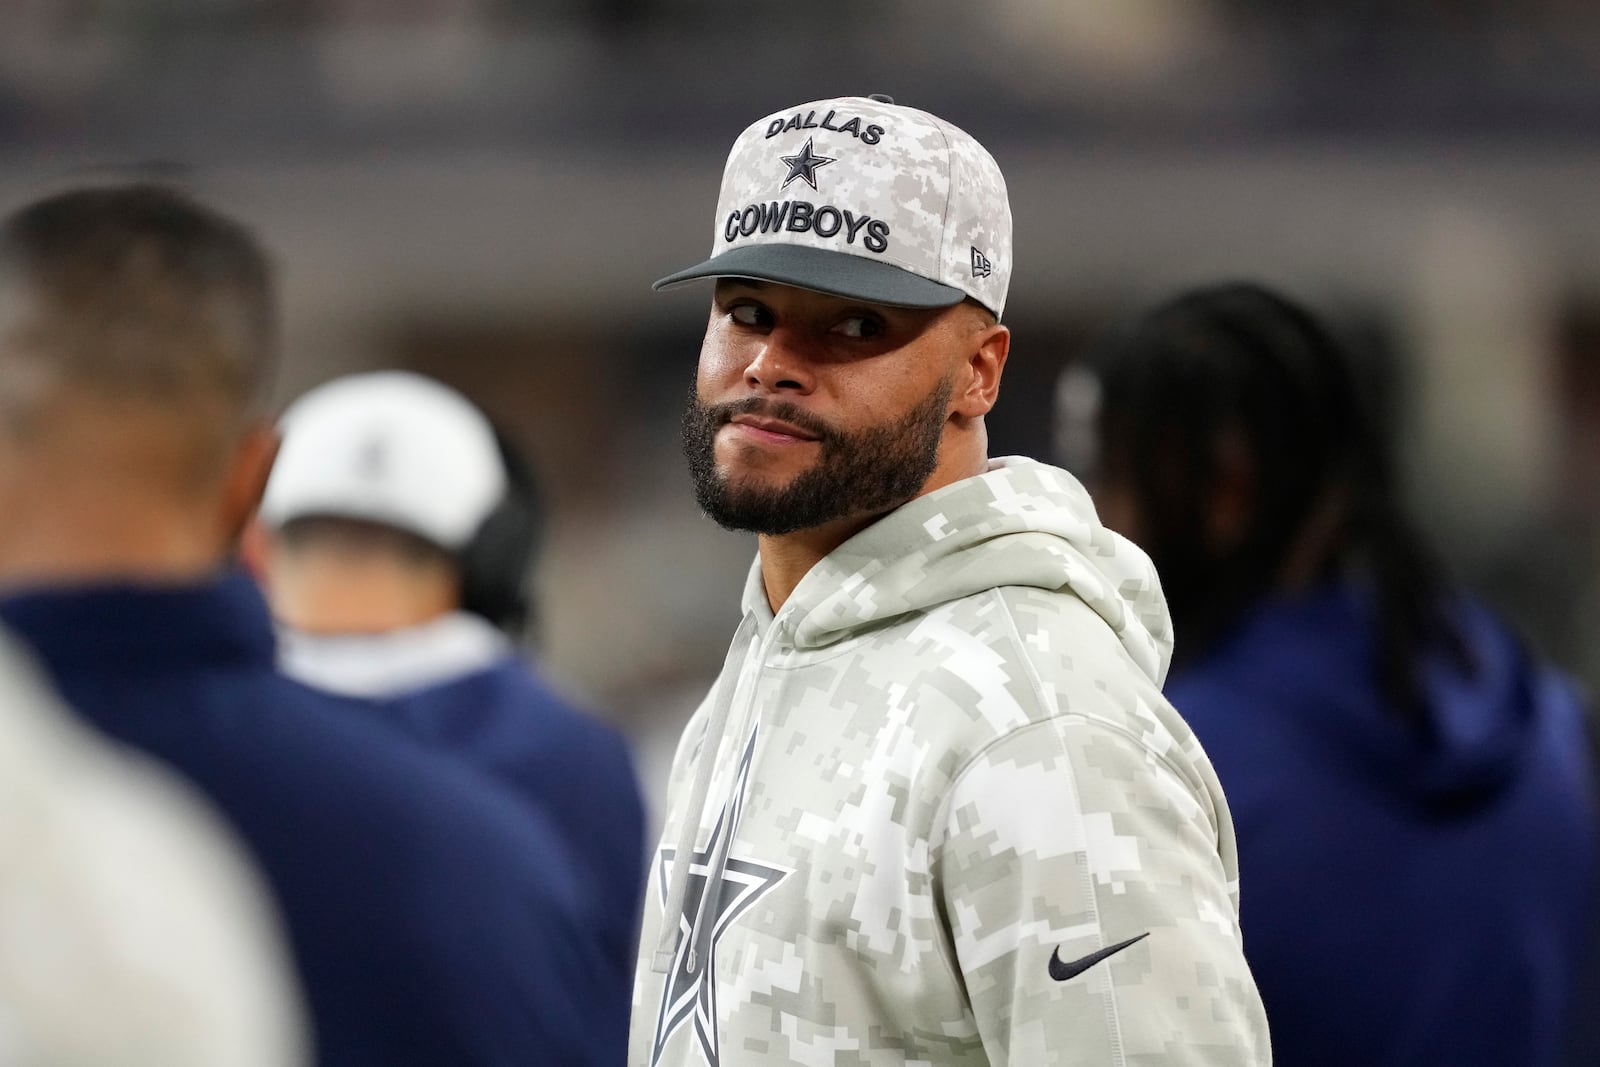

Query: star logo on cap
left=779, top=137, right=835, bottom=191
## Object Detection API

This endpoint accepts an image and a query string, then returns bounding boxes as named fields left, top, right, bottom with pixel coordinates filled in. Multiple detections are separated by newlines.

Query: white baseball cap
left=259, top=371, right=507, bottom=551
left=654, top=94, right=1013, bottom=318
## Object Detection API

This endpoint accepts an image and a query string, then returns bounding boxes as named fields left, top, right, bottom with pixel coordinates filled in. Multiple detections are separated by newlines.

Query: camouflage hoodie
left=631, top=456, right=1271, bottom=1066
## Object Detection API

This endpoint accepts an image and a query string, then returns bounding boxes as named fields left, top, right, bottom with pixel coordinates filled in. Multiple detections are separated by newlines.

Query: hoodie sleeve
left=931, top=713, right=1271, bottom=1065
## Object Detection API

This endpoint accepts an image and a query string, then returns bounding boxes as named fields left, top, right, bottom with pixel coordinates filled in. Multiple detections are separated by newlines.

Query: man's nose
left=743, top=329, right=816, bottom=394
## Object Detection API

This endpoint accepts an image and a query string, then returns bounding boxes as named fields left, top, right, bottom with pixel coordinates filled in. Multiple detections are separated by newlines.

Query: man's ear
left=952, top=322, right=1010, bottom=419
left=237, top=517, right=274, bottom=586
left=219, top=421, right=279, bottom=551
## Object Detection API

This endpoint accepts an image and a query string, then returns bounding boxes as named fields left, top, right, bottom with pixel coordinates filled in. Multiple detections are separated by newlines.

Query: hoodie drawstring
left=685, top=772, right=739, bottom=975
left=651, top=614, right=758, bottom=973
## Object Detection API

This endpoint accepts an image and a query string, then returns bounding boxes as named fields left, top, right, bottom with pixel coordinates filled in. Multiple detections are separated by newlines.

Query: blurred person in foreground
left=0, top=183, right=619, bottom=1065
left=247, top=369, right=647, bottom=995
left=1057, top=281, right=1599, bottom=1067
left=634, top=94, right=1271, bottom=1066
left=0, top=628, right=305, bottom=1067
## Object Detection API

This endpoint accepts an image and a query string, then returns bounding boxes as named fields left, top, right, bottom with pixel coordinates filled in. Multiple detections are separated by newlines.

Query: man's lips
left=726, top=414, right=821, bottom=444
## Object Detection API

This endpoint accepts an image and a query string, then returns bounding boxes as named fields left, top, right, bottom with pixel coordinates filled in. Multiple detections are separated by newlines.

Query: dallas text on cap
left=764, top=109, right=884, bottom=144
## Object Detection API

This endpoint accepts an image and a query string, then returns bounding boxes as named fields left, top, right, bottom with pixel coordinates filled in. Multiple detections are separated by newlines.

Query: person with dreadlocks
left=1057, top=281, right=1600, bottom=1067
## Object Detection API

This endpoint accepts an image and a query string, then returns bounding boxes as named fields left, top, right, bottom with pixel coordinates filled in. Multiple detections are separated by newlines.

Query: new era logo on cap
left=654, top=94, right=1013, bottom=319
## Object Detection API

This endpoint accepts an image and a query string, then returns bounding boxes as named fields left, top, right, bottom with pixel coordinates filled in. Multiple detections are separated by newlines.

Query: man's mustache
left=703, top=397, right=836, bottom=443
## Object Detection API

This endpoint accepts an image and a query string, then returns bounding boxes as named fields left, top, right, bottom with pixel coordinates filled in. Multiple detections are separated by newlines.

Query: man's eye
left=729, top=304, right=767, bottom=327
left=834, top=316, right=882, bottom=339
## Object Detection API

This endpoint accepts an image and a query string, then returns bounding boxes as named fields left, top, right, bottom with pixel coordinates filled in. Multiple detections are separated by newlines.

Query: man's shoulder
left=418, top=657, right=633, bottom=750
left=271, top=672, right=573, bottom=823
left=887, top=583, right=1165, bottom=727
left=777, top=586, right=1185, bottom=807
left=114, top=663, right=577, bottom=878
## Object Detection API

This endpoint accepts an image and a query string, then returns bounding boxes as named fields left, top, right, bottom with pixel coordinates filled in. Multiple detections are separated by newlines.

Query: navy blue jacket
left=1167, top=584, right=1599, bottom=1067
left=0, top=573, right=626, bottom=1066
left=374, top=660, right=647, bottom=989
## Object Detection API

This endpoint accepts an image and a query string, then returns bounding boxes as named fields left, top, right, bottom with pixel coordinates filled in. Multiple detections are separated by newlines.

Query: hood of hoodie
left=751, top=456, right=1173, bottom=686
left=1413, top=592, right=1558, bottom=803
left=1172, top=583, right=1572, bottom=810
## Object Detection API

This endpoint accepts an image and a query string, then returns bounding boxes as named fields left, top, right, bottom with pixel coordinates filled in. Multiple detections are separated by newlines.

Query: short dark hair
left=277, top=515, right=458, bottom=571
left=0, top=183, right=276, bottom=413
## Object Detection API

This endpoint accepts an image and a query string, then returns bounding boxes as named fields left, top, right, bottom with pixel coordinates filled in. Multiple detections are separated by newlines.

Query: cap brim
left=652, top=244, right=966, bottom=309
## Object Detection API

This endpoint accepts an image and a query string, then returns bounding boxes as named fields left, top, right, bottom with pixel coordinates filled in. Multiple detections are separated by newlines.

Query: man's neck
left=0, top=394, right=246, bottom=590
left=264, top=548, right=460, bottom=636
left=755, top=450, right=991, bottom=614
left=756, top=512, right=880, bottom=615
left=0, top=489, right=226, bottom=590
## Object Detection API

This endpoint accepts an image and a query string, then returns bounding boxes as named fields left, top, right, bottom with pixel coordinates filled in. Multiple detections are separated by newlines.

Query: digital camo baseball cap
left=654, top=94, right=1013, bottom=318
left=259, top=371, right=508, bottom=551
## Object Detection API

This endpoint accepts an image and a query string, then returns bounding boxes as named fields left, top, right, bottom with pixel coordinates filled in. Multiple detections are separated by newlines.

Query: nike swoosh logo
left=1048, top=932, right=1150, bottom=982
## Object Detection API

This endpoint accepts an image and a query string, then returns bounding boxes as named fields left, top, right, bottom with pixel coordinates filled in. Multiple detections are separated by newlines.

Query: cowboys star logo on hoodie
left=650, top=726, right=789, bottom=1067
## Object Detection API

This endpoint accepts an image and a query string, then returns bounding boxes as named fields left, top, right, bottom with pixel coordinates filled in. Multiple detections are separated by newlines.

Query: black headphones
left=458, top=425, right=544, bottom=642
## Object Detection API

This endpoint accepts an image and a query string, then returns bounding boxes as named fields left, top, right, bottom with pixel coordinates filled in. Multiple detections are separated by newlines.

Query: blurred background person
left=0, top=627, right=306, bottom=1067
left=0, top=182, right=621, bottom=1066
left=1056, top=281, right=1600, bottom=1067
left=247, top=368, right=646, bottom=997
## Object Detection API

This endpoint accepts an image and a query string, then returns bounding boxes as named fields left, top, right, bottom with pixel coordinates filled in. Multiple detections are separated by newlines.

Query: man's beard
left=681, top=378, right=953, bottom=536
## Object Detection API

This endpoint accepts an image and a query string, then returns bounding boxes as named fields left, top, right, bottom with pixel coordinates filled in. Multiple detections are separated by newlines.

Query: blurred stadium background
left=7, top=1, right=1600, bottom=826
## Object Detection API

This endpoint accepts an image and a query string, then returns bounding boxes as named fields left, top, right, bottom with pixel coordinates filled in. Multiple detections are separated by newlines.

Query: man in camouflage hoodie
left=635, top=94, right=1271, bottom=1066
